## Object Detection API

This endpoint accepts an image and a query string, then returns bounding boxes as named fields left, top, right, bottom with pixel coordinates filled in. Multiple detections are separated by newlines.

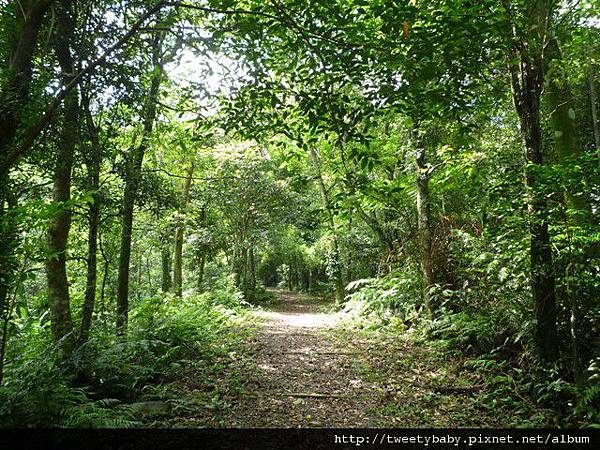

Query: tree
left=308, top=147, right=345, bottom=304
left=79, top=83, right=102, bottom=342
left=116, top=31, right=166, bottom=335
left=173, top=163, right=194, bottom=297
left=0, top=0, right=52, bottom=344
left=45, top=0, right=79, bottom=347
left=501, top=0, right=560, bottom=362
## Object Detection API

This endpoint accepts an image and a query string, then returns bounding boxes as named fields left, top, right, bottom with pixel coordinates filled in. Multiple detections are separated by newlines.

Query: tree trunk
left=45, top=0, right=78, bottom=347
left=546, top=38, right=592, bottom=218
left=248, top=245, right=256, bottom=294
left=0, top=308, right=9, bottom=386
left=161, top=243, right=172, bottom=293
left=0, top=193, right=18, bottom=352
left=197, top=252, right=206, bottom=290
left=116, top=33, right=164, bottom=335
left=507, top=37, right=559, bottom=362
left=413, top=124, right=434, bottom=316
left=232, top=245, right=241, bottom=285
left=240, top=245, right=249, bottom=292
left=135, top=246, right=143, bottom=300
left=545, top=37, right=591, bottom=378
left=79, top=89, right=101, bottom=342
left=308, top=148, right=344, bottom=304
left=173, top=227, right=184, bottom=294
left=0, top=0, right=51, bottom=347
left=173, top=164, right=194, bottom=297
left=100, top=253, right=109, bottom=316
left=0, top=193, right=18, bottom=386
left=565, top=258, right=586, bottom=385
left=589, top=64, right=600, bottom=152
left=0, top=277, right=18, bottom=387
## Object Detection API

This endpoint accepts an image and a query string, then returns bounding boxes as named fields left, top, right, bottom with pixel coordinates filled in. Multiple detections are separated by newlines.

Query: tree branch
left=0, top=1, right=169, bottom=180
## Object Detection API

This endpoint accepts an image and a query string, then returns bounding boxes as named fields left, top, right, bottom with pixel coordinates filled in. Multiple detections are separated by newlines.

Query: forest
left=0, top=0, right=599, bottom=431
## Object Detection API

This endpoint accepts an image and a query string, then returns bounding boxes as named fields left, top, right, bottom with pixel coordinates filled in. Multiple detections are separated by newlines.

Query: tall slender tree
left=502, top=0, right=559, bottom=362
left=79, top=85, right=102, bottom=342
left=45, top=0, right=79, bottom=346
left=0, top=0, right=52, bottom=333
left=116, top=32, right=165, bottom=335
left=173, top=163, right=194, bottom=297
left=309, top=148, right=344, bottom=304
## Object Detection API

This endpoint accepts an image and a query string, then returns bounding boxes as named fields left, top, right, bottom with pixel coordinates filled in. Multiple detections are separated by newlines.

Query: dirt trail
left=220, top=290, right=388, bottom=427
left=164, top=289, right=516, bottom=428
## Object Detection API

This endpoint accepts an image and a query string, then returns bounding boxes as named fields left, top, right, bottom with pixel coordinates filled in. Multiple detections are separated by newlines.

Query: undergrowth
left=0, top=277, right=249, bottom=428
left=342, top=271, right=600, bottom=428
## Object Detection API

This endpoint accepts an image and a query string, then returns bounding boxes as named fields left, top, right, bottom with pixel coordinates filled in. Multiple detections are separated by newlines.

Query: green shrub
left=0, top=337, right=140, bottom=428
left=0, top=285, right=247, bottom=428
left=342, top=272, right=421, bottom=331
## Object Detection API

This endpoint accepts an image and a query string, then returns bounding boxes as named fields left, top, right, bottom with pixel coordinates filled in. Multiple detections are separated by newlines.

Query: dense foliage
left=0, top=0, right=598, bottom=428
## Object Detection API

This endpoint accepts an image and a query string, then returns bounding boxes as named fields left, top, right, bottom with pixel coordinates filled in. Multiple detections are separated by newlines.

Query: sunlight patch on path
left=252, top=289, right=342, bottom=329
left=253, top=309, right=340, bottom=328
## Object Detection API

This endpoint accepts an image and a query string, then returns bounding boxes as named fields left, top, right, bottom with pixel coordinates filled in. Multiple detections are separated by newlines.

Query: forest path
left=218, top=289, right=387, bottom=427
left=158, top=290, right=516, bottom=428
left=164, top=289, right=514, bottom=427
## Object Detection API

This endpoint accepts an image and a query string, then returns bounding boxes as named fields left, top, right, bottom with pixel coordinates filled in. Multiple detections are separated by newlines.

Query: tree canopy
left=0, top=0, right=598, bottom=431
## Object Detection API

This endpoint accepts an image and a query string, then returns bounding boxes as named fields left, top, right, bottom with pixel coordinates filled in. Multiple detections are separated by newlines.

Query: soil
left=219, top=289, right=387, bottom=427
